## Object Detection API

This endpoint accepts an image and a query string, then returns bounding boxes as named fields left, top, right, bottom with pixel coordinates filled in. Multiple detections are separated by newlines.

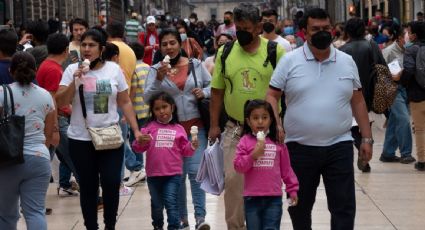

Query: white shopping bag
left=196, top=139, right=224, bottom=195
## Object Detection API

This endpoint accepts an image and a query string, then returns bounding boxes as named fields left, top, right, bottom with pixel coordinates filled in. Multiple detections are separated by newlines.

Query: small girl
left=132, top=92, right=199, bottom=230
left=234, top=99, right=299, bottom=230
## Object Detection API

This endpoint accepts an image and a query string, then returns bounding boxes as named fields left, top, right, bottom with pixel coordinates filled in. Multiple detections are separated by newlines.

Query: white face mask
left=404, top=31, right=410, bottom=44
left=180, top=33, right=188, bottom=41
left=291, top=43, right=297, bottom=49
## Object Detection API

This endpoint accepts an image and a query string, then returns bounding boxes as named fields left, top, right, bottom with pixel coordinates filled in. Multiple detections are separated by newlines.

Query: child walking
left=234, top=99, right=299, bottom=230
left=132, top=92, right=199, bottom=230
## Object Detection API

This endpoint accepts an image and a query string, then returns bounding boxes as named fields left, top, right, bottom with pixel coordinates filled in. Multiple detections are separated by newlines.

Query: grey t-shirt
left=0, top=83, right=55, bottom=160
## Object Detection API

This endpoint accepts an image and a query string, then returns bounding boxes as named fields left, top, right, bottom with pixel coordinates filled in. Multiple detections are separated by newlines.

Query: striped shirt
left=125, top=19, right=143, bottom=43
left=131, top=61, right=150, bottom=119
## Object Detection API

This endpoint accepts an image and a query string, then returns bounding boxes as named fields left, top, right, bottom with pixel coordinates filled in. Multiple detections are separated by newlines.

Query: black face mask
left=311, top=31, right=332, bottom=50
left=169, top=52, right=181, bottom=66
left=224, top=19, right=231, bottom=25
left=236, top=30, right=254, bottom=46
left=263, top=22, right=275, bottom=33
left=89, top=57, right=103, bottom=69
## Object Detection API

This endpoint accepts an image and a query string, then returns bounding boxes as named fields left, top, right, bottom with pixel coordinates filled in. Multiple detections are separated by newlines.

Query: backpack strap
left=264, top=40, right=278, bottom=69
left=220, top=41, right=235, bottom=76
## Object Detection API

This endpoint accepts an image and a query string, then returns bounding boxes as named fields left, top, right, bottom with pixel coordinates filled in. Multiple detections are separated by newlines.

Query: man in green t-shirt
left=209, top=3, right=285, bottom=229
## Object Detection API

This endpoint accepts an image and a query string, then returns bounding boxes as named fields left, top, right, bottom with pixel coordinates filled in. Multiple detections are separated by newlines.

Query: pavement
left=17, top=114, right=425, bottom=230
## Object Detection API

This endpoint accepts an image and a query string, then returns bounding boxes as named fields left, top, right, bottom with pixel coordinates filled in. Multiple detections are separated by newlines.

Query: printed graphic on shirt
left=234, top=67, right=264, bottom=93
left=253, top=144, right=277, bottom=168
left=93, top=94, right=109, bottom=114
left=96, top=79, right=112, bottom=95
left=83, top=77, right=97, bottom=92
left=155, top=129, right=177, bottom=148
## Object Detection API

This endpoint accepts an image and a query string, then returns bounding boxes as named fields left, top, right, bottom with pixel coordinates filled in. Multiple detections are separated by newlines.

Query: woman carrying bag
left=0, top=52, right=56, bottom=230
left=56, top=28, right=141, bottom=230
left=144, top=29, right=211, bottom=230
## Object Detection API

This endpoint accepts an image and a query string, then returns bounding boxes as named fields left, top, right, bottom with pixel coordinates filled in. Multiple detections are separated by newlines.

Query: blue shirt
left=0, top=60, right=13, bottom=84
left=270, top=43, right=361, bottom=146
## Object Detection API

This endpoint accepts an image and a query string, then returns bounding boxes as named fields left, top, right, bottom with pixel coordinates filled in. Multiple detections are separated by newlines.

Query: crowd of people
left=0, top=3, right=425, bottom=230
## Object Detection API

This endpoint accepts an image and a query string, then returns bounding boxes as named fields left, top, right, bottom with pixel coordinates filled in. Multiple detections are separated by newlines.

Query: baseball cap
left=147, top=16, right=156, bottom=25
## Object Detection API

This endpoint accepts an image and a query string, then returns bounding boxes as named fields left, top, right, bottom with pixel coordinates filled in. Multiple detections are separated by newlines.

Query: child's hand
left=191, top=139, right=199, bottom=150
left=288, top=196, right=298, bottom=206
left=251, top=140, right=265, bottom=160
left=137, top=134, right=152, bottom=145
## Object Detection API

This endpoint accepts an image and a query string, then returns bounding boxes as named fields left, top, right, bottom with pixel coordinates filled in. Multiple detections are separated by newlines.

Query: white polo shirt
left=270, top=43, right=361, bottom=146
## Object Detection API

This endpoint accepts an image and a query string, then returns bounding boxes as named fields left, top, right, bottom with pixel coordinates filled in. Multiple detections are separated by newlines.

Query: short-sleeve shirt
left=269, top=43, right=361, bottom=146
left=60, top=61, right=128, bottom=141
left=0, top=83, right=55, bottom=160
left=131, top=61, right=150, bottom=119
left=36, top=59, right=62, bottom=92
left=211, top=37, right=285, bottom=122
left=111, top=41, right=136, bottom=88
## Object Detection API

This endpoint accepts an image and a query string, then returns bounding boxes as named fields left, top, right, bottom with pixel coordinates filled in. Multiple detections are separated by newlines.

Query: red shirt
left=36, top=59, right=71, bottom=115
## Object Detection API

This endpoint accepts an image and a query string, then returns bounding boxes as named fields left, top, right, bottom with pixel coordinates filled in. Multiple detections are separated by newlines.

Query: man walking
left=266, top=8, right=372, bottom=230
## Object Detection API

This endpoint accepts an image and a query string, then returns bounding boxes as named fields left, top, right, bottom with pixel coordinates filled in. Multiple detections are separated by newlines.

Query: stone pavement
left=17, top=114, right=425, bottom=230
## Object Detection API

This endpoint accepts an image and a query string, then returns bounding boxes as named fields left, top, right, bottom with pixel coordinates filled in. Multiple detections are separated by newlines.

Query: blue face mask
left=283, top=26, right=294, bottom=35
left=404, top=41, right=414, bottom=48
left=180, top=33, right=187, bottom=41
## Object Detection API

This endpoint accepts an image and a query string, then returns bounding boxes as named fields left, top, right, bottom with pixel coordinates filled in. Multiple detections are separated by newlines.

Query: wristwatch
left=361, top=137, right=374, bottom=145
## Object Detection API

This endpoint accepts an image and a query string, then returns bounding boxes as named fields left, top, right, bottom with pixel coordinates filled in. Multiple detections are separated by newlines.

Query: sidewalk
left=18, top=114, right=425, bottom=229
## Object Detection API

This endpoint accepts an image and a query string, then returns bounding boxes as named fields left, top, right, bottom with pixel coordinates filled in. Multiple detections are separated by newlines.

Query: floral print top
left=0, top=83, right=55, bottom=160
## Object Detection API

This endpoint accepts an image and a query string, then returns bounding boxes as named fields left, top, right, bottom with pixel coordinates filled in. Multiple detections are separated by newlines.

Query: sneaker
left=379, top=154, right=400, bottom=162
left=97, top=197, right=104, bottom=210
left=195, top=218, right=210, bottom=230
left=124, top=169, right=146, bottom=187
left=119, top=185, right=134, bottom=196
left=45, top=208, right=52, bottom=215
left=153, top=226, right=163, bottom=230
left=179, top=221, right=189, bottom=230
left=57, top=187, right=79, bottom=197
left=414, top=162, right=425, bottom=171
left=400, top=156, right=416, bottom=164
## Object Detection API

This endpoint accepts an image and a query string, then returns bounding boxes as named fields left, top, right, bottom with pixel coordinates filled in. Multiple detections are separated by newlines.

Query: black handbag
left=189, top=60, right=227, bottom=133
left=0, top=84, right=25, bottom=168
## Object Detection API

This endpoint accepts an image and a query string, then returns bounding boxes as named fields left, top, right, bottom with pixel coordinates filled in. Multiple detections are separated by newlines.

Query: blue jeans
left=244, top=196, right=283, bottom=230
left=178, top=128, right=207, bottom=220
left=56, top=116, right=79, bottom=188
left=0, top=155, right=51, bottom=230
left=382, top=86, right=413, bottom=157
left=147, top=175, right=181, bottom=230
left=128, top=117, right=147, bottom=169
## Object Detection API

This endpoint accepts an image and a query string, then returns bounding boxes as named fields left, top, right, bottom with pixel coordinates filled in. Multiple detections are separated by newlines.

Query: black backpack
left=220, top=40, right=278, bottom=93
left=415, top=44, right=425, bottom=89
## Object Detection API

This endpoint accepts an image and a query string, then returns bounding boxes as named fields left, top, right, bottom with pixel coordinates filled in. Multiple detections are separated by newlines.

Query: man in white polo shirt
left=266, top=8, right=372, bottom=230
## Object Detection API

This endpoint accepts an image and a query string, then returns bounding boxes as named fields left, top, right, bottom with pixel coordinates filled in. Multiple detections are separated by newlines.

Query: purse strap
left=189, top=59, right=198, bottom=88
left=78, top=84, right=90, bottom=128
left=2, top=84, right=15, bottom=117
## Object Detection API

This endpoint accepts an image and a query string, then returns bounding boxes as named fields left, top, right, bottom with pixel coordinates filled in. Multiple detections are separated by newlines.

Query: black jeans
left=69, top=138, right=123, bottom=230
left=286, top=141, right=355, bottom=230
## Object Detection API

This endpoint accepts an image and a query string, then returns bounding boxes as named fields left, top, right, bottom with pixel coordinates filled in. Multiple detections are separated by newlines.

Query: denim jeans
left=286, top=141, right=355, bottom=230
left=0, top=155, right=51, bottom=230
left=147, top=175, right=181, bottom=230
left=382, top=86, right=413, bottom=157
left=56, top=115, right=79, bottom=188
left=128, top=117, right=147, bottom=169
left=178, top=128, right=207, bottom=221
left=244, top=196, right=283, bottom=230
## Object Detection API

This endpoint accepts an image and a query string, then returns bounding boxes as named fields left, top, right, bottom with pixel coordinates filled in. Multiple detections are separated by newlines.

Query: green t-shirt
left=211, top=37, right=285, bottom=122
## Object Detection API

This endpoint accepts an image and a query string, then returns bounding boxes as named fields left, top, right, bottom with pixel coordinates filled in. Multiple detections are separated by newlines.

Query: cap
left=131, top=12, right=138, bottom=18
left=147, top=16, right=156, bottom=25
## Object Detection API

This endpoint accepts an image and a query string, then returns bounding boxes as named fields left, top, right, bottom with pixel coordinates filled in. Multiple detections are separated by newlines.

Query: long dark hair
left=242, top=99, right=277, bottom=142
left=147, top=92, right=179, bottom=125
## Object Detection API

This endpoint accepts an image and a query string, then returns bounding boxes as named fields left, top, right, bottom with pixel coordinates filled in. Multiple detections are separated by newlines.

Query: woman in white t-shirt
left=56, top=29, right=141, bottom=230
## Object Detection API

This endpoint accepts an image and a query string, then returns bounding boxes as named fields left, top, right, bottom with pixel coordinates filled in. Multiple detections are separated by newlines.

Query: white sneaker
left=124, top=169, right=146, bottom=187
left=119, top=185, right=134, bottom=196
left=57, top=187, right=79, bottom=197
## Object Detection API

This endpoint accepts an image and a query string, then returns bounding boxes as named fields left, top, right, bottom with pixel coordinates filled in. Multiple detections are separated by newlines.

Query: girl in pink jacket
left=234, top=99, right=299, bottom=230
left=132, top=92, right=198, bottom=230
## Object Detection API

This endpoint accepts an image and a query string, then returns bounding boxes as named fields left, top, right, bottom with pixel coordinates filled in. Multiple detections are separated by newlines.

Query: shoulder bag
left=0, top=84, right=25, bottom=168
left=78, top=84, right=123, bottom=151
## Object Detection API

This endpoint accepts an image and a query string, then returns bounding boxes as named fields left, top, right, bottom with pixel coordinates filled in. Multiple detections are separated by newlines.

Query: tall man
left=266, top=8, right=372, bottom=230
left=209, top=3, right=285, bottom=230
